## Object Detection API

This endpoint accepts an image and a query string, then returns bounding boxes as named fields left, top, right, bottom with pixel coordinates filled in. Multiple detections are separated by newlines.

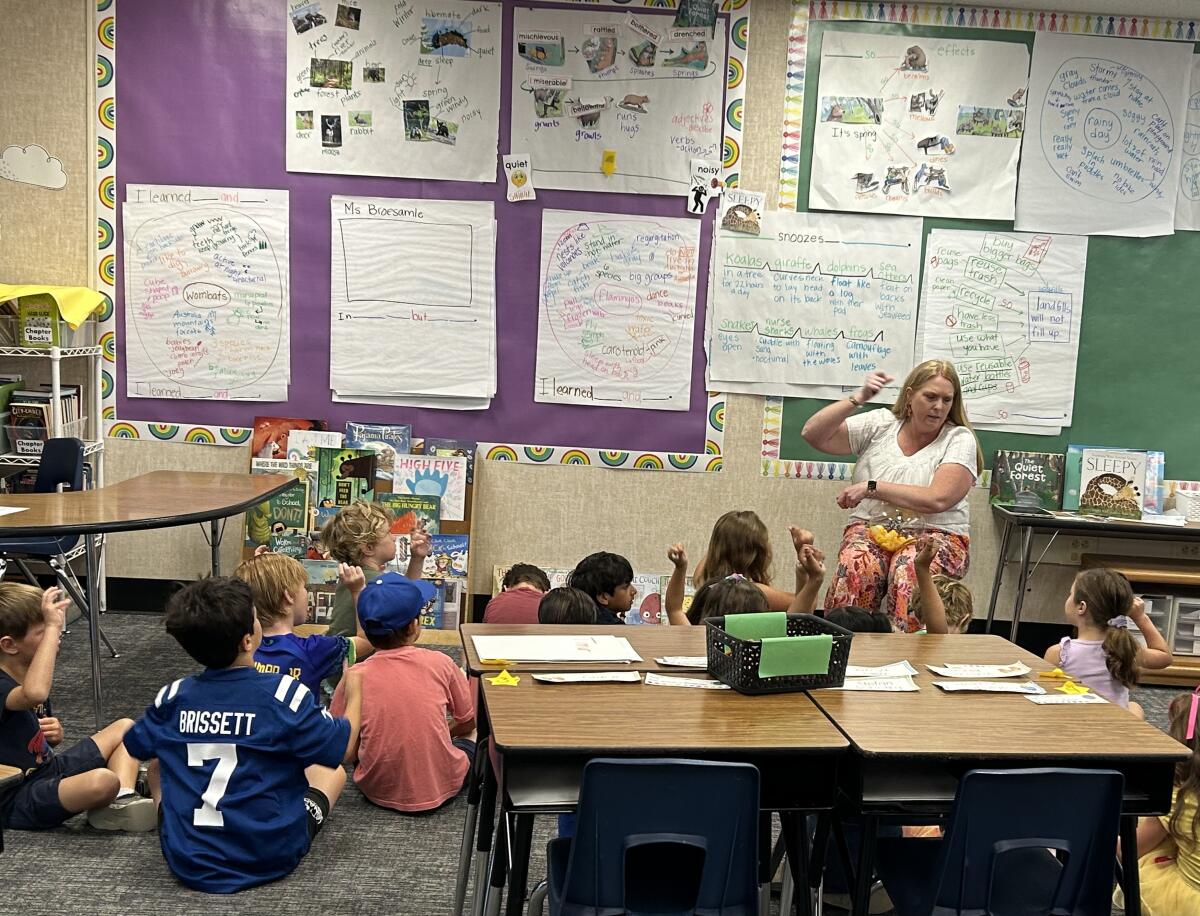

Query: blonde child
left=691, top=511, right=816, bottom=611
left=1044, top=568, right=1172, bottom=717
left=322, top=501, right=428, bottom=639
left=910, top=536, right=973, bottom=635
left=1119, top=691, right=1200, bottom=914
left=234, top=551, right=374, bottom=696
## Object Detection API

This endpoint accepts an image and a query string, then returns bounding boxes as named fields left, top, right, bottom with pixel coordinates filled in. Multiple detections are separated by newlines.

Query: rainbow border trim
left=99, top=0, right=740, bottom=459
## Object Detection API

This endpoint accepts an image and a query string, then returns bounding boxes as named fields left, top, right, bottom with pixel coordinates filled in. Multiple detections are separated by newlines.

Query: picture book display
left=509, top=6, right=728, bottom=195
left=286, top=428, right=345, bottom=461
left=809, top=31, right=1029, bottom=220
left=422, top=534, right=468, bottom=578
left=313, top=447, right=379, bottom=508
left=392, top=454, right=468, bottom=521
left=422, top=437, right=476, bottom=484
left=1016, top=32, right=1192, bottom=238
left=329, top=197, right=496, bottom=408
left=917, top=229, right=1087, bottom=434
left=535, top=209, right=700, bottom=411
left=251, top=416, right=327, bottom=459
left=707, top=210, right=922, bottom=397
left=301, top=559, right=340, bottom=625
left=1077, top=448, right=1148, bottom=519
left=345, top=422, right=412, bottom=482
left=244, top=457, right=316, bottom=557
left=989, top=450, right=1064, bottom=509
left=122, top=191, right=290, bottom=400
left=422, top=578, right=463, bottom=630
left=285, top=0, right=501, bottom=182
left=378, top=492, right=440, bottom=570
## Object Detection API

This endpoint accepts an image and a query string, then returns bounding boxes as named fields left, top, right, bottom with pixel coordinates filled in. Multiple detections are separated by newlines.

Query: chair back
left=931, top=768, right=1124, bottom=916
left=34, top=438, right=85, bottom=493
left=558, top=758, right=760, bottom=916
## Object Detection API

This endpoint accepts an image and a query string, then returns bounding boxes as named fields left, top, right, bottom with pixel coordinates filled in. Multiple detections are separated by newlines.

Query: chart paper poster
left=809, top=31, right=1029, bottom=220
left=1176, top=56, right=1200, bottom=231
left=1016, top=33, right=1191, bottom=238
left=510, top=7, right=727, bottom=195
left=329, top=196, right=495, bottom=403
left=286, top=0, right=501, bottom=182
left=707, top=211, right=921, bottom=394
left=123, top=194, right=290, bottom=401
left=917, top=229, right=1087, bottom=433
left=535, top=209, right=700, bottom=411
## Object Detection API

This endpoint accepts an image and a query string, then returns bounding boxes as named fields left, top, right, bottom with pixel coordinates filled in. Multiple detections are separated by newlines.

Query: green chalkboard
left=776, top=20, right=1200, bottom=479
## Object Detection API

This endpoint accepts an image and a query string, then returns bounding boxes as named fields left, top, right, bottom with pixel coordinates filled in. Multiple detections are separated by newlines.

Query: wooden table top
left=808, top=634, right=1190, bottom=760
left=0, top=471, right=297, bottom=536
left=460, top=623, right=706, bottom=675
left=483, top=677, right=848, bottom=755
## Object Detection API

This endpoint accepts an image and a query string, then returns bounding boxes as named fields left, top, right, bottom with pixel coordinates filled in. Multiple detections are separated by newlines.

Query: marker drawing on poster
left=329, top=196, right=495, bottom=407
left=917, top=229, right=1087, bottom=434
left=285, top=0, right=501, bottom=182
left=1176, top=56, right=1200, bottom=231
left=707, top=211, right=922, bottom=396
left=123, top=189, right=291, bottom=401
left=535, top=209, right=700, bottom=411
left=809, top=32, right=1029, bottom=220
left=1016, top=32, right=1191, bottom=238
left=510, top=7, right=728, bottom=194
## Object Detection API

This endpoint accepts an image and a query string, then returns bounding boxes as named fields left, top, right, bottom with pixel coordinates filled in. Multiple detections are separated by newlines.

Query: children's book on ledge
left=989, top=450, right=1064, bottom=510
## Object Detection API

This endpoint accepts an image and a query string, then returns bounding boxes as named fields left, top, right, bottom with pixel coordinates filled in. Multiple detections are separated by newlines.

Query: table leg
left=480, top=811, right=510, bottom=916
left=851, top=816, right=877, bottom=916
left=1121, top=815, right=1142, bottom=916
left=808, top=812, right=831, bottom=890
left=210, top=519, right=221, bottom=576
left=780, top=811, right=812, bottom=916
left=455, top=681, right=490, bottom=916
left=1009, top=526, right=1035, bottom=646
left=85, top=532, right=103, bottom=731
left=471, top=761, right=499, bottom=916
left=984, top=520, right=1013, bottom=633
left=504, top=813, right=534, bottom=916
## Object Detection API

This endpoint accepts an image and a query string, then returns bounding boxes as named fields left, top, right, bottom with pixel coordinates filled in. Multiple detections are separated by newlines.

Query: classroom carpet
left=1, top=613, right=1180, bottom=916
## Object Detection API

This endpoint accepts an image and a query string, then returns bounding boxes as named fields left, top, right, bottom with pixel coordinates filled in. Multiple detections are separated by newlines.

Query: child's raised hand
left=914, top=536, right=937, bottom=569
left=788, top=526, right=815, bottom=556
left=338, top=563, right=366, bottom=595
left=410, top=530, right=432, bottom=560
left=40, top=587, right=69, bottom=630
left=801, top=545, right=826, bottom=578
left=1130, top=596, right=1146, bottom=620
left=253, top=544, right=272, bottom=557
left=667, top=543, right=688, bottom=570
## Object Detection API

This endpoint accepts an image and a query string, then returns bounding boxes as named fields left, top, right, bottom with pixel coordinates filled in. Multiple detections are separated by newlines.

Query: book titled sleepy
left=1077, top=448, right=1148, bottom=519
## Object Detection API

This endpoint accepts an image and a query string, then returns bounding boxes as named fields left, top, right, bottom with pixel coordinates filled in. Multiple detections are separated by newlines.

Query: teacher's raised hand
left=854, top=370, right=895, bottom=406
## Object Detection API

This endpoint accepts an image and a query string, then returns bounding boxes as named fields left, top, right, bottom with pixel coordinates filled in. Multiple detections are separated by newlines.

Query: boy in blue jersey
left=124, top=576, right=363, bottom=894
left=234, top=551, right=372, bottom=695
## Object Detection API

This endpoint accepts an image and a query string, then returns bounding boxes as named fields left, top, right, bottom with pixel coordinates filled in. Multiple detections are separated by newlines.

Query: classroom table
left=479, top=675, right=849, bottom=916
left=986, top=504, right=1200, bottom=642
left=0, top=764, right=20, bottom=854
left=805, top=633, right=1190, bottom=916
left=0, top=470, right=299, bottom=729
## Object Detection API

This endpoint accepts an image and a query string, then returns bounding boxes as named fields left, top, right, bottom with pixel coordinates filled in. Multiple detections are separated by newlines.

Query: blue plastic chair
left=875, top=768, right=1124, bottom=916
left=0, top=438, right=115, bottom=657
left=546, top=758, right=760, bottom=916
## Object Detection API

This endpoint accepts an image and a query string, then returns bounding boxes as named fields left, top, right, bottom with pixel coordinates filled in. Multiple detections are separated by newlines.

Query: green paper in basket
left=757, top=635, right=833, bottom=679
left=723, top=612, right=788, bottom=640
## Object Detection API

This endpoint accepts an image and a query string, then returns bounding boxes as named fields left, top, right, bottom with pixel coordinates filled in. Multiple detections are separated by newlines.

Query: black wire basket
left=705, top=613, right=853, bottom=695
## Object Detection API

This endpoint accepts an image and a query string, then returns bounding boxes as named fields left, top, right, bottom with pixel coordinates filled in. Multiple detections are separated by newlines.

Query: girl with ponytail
left=1044, top=568, right=1173, bottom=718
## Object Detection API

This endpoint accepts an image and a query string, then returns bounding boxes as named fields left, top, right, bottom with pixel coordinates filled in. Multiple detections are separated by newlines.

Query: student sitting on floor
left=0, top=584, right=155, bottom=833
left=330, top=572, right=475, bottom=813
left=124, top=577, right=362, bottom=893
left=692, top=511, right=816, bottom=610
left=1044, top=568, right=1172, bottom=717
left=233, top=551, right=373, bottom=696
left=484, top=564, right=551, bottom=624
left=538, top=586, right=597, bottom=624
left=323, top=501, right=428, bottom=640
left=908, top=536, right=972, bottom=635
left=567, top=552, right=637, bottom=625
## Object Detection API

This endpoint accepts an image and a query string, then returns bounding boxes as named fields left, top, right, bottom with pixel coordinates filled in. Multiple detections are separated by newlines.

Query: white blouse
left=843, top=408, right=978, bottom=536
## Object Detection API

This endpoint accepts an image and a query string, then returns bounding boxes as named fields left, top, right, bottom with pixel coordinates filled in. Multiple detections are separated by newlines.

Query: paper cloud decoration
left=0, top=144, right=68, bottom=189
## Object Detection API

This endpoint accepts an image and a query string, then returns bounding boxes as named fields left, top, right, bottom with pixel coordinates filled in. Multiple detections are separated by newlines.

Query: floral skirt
left=823, top=522, right=970, bottom=633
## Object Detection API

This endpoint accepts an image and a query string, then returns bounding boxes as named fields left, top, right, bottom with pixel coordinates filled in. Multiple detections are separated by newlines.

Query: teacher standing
left=801, top=360, right=983, bottom=632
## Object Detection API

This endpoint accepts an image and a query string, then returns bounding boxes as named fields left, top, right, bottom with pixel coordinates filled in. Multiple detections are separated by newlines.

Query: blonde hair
left=234, top=552, right=307, bottom=624
left=699, top=510, right=772, bottom=588
left=911, top=575, right=974, bottom=632
left=0, top=583, right=47, bottom=640
left=322, top=501, right=392, bottom=564
left=891, top=360, right=984, bottom=474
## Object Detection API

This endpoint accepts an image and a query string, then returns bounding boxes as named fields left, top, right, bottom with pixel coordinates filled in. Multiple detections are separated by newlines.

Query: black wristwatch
left=867, top=480, right=877, bottom=495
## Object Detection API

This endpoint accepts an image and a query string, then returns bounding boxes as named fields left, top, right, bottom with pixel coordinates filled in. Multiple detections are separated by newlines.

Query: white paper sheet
left=917, top=230, right=1086, bottom=431
left=829, top=676, right=919, bottom=692
left=123, top=198, right=290, bottom=401
left=927, top=662, right=1032, bottom=679
left=1026, top=692, right=1107, bottom=705
left=655, top=656, right=708, bottom=668
left=845, top=661, right=917, bottom=678
left=809, top=31, right=1029, bottom=219
left=510, top=7, right=727, bottom=195
left=1176, top=56, right=1200, bottom=231
left=286, top=429, right=345, bottom=461
left=532, top=671, right=643, bottom=683
left=1016, top=33, right=1192, bottom=237
left=932, top=680, right=1044, bottom=694
left=643, top=672, right=730, bottom=689
left=329, top=197, right=495, bottom=404
left=0, top=507, right=28, bottom=517
left=472, top=634, right=643, bottom=663
left=707, top=211, right=922, bottom=394
left=285, top=0, right=501, bottom=182
left=535, top=209, right=699, bottom=410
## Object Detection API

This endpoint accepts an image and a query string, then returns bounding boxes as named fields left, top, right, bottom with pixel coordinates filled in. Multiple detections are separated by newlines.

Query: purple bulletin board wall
left=115, top=0, right=725, bottom=454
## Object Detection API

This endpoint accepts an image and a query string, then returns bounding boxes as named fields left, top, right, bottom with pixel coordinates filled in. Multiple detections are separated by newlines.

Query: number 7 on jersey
left=188, top=743, right=238, bottom=827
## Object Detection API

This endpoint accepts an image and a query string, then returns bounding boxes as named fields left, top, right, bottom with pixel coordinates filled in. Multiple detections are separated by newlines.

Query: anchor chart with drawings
left=534, top=210, right=700, bottom=411
left=510, top=7, right=727, bottom=195
left=809, top=31, right=1029, bottom=220
left=917, top=229, right=1088, bottom=434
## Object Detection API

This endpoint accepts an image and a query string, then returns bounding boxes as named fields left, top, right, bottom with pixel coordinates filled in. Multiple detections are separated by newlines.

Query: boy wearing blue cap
left=330, top=571, right=475, bottom=813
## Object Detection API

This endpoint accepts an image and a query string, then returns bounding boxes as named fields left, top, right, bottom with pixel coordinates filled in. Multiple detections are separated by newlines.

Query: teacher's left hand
left=836, top=482, right=871, bottom=509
